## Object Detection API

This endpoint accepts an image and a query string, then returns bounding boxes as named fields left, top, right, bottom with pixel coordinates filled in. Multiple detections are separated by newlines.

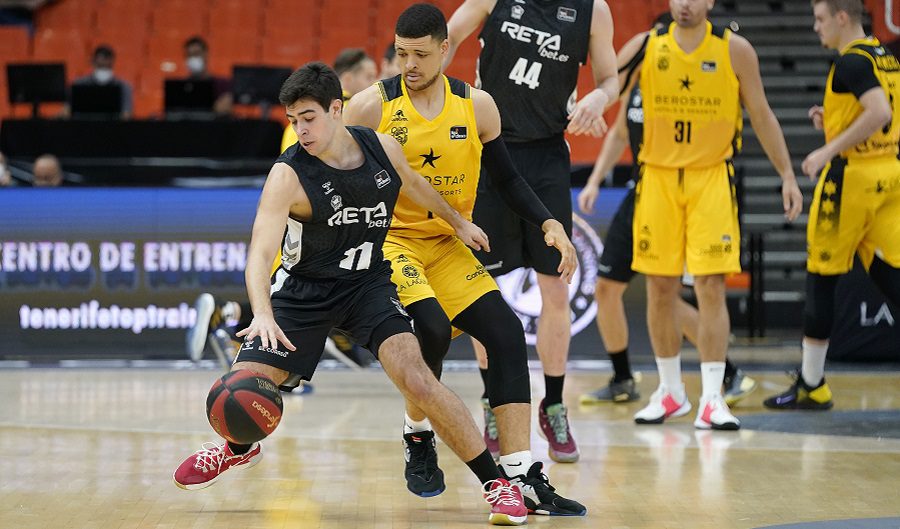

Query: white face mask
left=186, top=56, right=205, bottom=74
left=93, top=68, right=113, bottom=84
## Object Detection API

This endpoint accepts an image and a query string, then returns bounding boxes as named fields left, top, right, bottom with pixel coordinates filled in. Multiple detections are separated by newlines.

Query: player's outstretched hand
left=577, top=184, right=599, bottom=215
left=781, top=177, right=803, bottom=222
left=455, top=219, right=491, bottom=253
left=567, top=90, right=610, bottom=137
left=542, top=219, right=577, bottom=283
left=808, top=105, right=824, bottom=131
left=236, top=314, right=296, bottom=352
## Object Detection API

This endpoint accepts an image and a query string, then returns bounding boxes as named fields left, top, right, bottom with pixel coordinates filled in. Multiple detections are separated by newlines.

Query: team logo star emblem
left=679, top=75, right=693, bottom=91
left=419, top=148, right=441, bottom=168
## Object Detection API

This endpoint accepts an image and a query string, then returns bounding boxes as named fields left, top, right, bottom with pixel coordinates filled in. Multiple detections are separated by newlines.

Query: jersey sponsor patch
left=557, top=6, right=576, bottom=23
left=701, top=61, right=717, bottom=72
left=449, top=126, right=467, bottom=140
left=374, top=169, right=391, bottom=189
left=511, top=4, right=524, bottom=19
left=391, top=109, right=408, bottom=122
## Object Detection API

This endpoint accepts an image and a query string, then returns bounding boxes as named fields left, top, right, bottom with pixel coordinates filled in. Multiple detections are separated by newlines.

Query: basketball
left=206, top=370, right=283, bottom=445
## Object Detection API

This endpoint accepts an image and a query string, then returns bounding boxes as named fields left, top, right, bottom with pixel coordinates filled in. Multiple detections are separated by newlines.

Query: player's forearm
left=245, top=254, right=275, bottom=318
left=481, top=138, right=553, bottom=227
left=821, top=108, right=892, bottom=160
left=750, top=110, right=796, bottom=180
left=405, top=180, right=468, bottom=230
left=592, top=77, right=619, bottom=112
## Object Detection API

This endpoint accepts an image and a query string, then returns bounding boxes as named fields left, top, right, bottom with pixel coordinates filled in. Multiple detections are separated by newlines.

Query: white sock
left=656, top=355, right=684, bottom=398
left=403, top=414, right=432, bottom=434
left=700, top=361, right=726, bottom=399
left=499, top=450, right=532, bottom=477
left=801, top=339, right=829, bottom=387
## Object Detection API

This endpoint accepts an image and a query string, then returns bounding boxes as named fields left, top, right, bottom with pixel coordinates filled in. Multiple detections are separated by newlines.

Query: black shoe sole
left=407, top=484, right=446, bottom=497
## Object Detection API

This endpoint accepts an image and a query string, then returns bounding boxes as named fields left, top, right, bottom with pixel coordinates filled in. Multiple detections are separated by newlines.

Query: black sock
left=227, top=441, right=252, bottom=455
left=724, top=358, right=737, bottom=380
left=466, top=448, right=501, bottom=485
left=543, top=374, right=564, bottom=407
left=479, top=368, right=490, bottom=399
left=609, top=348, right=632, bottom=382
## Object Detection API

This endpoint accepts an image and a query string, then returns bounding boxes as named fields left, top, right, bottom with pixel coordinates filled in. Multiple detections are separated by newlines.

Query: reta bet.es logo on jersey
left=500, top=21, right=569, bottom=62
left=327, top=202, right=390, bottom=228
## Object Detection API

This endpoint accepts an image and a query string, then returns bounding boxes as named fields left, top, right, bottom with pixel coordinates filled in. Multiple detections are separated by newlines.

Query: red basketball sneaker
left=173, top=441, right=262, bottom=490
left=483, top=478, right=527, bottom=525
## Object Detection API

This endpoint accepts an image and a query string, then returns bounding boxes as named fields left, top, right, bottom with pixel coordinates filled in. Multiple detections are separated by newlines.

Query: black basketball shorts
left=597, top=186, right=637, bottom=283
left=471, top=134, right=573, bottom=277
left=234, top=266, right=413, bottom=385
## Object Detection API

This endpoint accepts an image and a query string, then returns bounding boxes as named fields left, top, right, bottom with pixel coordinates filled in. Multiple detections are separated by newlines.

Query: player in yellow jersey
left=630, top=0, right=802, bottom=430
left=345, top=4, right=584, bottom=517
left=765, top=0, right=900, bottom=410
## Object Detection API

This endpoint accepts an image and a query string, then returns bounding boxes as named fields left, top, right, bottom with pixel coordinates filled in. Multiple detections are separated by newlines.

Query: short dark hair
left=811, top=0, right=864, bottom=22
left=396, top=3, right=447, bottom=42
left=183, top=35, right=208, bottom=51
left=279, top=62, right=343, bottom=110
left=93, top=45, right=115, bottom=61
left=383, top=41, right=396, bottom=61
left=333, top=48, right=370, bottom=76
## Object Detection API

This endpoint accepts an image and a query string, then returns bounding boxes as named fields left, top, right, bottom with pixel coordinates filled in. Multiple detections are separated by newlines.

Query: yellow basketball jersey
left=824, top=37, right=900, bottom=159
left=639, top=22, right=742, bottom=169
left=377, top=75, right=482, bottom=238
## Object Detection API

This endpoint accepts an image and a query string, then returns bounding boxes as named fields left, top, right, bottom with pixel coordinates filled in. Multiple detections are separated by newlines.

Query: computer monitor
left=7, top=63, right=67, bottom=117
left=70, top=84, right=123, bottom=118
left=232, top=66, right=292, bottom=106
left=164, top=78, right=215, bottom=115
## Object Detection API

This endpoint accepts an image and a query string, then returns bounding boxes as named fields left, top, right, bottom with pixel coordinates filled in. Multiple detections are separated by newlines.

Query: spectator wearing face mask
left=183, top=36, right=233, bottom=115
left=68, top=45, right=134, bottom=119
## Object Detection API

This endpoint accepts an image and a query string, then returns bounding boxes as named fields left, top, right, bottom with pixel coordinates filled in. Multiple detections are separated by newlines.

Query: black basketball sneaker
left=501, top=461, right=586, bottom=516
left=403, top=431, right=445, bottom=497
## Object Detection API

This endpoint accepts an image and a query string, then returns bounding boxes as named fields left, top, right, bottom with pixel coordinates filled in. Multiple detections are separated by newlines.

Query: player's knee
left=537, top=273, right=569, bottom=308
left=693, top=274, right=725, bottom=295
left=398, top=364, right=439, bottom=403
left=407, top=298, right=451, bottom=374
left=803, top=273, right=838, bottom=340
left=647, top=275, right=681, bottom=298
left=596, top=278, right=626, bottom=302
left=415, top=316, right=451, bottom=371
left=231, top=360, right=289, bottom=386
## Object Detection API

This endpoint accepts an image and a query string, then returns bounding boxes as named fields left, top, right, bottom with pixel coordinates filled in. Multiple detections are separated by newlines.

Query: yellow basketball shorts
left=383, top=233, right=499, bottom=321
left=807, top=156, right=900, bottom=275
left=632, top=162, right=741, bottom=276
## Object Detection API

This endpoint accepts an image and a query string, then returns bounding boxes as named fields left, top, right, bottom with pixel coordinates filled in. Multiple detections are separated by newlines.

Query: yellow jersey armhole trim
left=377, top=81, right=389, bottom=103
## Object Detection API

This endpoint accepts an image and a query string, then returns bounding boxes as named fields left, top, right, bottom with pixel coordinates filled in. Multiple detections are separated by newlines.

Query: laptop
left=164, top=78, right=215, bottom=118
left=71, top=84, right=123, bottom=117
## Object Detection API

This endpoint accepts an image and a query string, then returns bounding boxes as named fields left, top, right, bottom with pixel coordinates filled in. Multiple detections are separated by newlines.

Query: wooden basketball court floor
left=1, top=362, right=899, bottom=529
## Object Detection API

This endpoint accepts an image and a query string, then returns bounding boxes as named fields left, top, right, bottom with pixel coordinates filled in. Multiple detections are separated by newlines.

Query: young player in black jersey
left=444, top=0, right=618, bottom=465
left=172, top=62, right=531, bottom=526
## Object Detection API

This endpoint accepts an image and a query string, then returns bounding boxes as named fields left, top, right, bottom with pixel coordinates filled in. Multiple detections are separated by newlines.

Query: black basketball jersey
left=477, top=0, right=593, bottom=142
left=273, top=126, right=402, bottom=281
